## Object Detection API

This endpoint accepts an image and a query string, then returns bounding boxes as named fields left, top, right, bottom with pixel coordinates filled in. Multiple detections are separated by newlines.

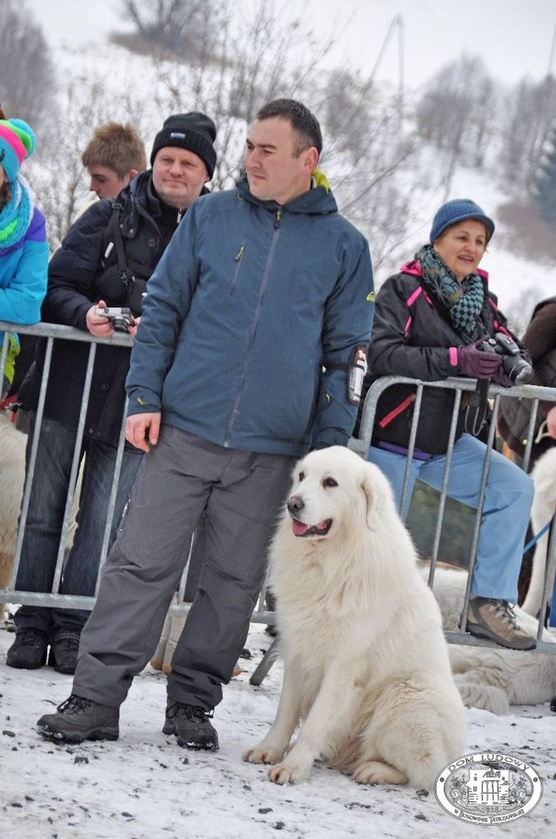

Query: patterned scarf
left=0, top=175, right=32, bottom=252
left=416, top=244, right=485, bottom=345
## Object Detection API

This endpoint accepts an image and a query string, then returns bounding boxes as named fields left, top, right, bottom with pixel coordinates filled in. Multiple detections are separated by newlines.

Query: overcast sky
left=25, top=0, right=556, bottom=91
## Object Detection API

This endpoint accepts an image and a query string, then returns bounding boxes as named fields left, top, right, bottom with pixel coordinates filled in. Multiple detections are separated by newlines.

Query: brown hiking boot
left=467, top=597, right=536, bottom=650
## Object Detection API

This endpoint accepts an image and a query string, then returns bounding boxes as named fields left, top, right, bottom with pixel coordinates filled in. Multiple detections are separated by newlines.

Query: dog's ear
left=361, top=461, right=393, bottom=529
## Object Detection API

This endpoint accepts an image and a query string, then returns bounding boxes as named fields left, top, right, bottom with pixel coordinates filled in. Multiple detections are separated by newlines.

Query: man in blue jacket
left=37, top=99, right=374, bottom=751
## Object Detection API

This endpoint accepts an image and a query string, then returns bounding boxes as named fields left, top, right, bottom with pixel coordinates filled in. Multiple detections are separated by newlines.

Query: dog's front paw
left=243, top=745, right=284, bottom=765
left=268, top=761, right=311, bottom=785
left=353, top=760, right=407, bottom=786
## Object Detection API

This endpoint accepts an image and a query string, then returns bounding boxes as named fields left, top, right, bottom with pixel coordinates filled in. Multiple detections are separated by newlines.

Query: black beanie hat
left=150, top=112, right=217, bottom=178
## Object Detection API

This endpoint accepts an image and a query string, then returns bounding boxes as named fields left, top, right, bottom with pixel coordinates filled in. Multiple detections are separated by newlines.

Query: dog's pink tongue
left=292, top=519, right=310, bottom=536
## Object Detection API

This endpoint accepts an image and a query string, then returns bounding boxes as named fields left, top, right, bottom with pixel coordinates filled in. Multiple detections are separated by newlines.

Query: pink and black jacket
left=355, top=260, right=527, bottom=455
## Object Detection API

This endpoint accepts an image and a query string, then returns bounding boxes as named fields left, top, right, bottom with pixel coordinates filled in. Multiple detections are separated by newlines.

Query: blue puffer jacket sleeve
left=0, top=207, right=48, bottom=324
left=312, top=234, right=374, bottom=448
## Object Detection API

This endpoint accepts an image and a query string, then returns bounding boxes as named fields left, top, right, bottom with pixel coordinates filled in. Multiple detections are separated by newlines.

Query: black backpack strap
left=100, top=199, right=153, bottom=315
left=105, top=201, right=131, bottom=282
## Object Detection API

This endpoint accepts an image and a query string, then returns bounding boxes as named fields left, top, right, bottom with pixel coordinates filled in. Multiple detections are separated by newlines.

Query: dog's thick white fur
left=521, top=447, right=556, bottom=617
left=425, top=561, right=556, bottom=715
left=0, top=411, right=27, bottom=590
left=243, top=446, right=466, bottom=789
left=0, top=410, right=78, bottom=595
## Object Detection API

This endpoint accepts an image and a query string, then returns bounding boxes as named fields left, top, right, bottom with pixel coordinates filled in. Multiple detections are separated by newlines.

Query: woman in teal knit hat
left=0, top=113, right=48, bottom=398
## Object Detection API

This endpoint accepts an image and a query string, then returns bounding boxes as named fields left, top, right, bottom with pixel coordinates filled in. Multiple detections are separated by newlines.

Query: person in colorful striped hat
left=0, top=115, right=48, bottom=398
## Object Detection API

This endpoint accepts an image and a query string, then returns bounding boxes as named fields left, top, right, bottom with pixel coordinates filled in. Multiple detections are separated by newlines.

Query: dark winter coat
left=126, top=175, right=375, bottom=456
left=498, top=296, right=556, bottom=461
left=357, top=261, right=526, bottom=455
left=20, top=171, right=185, bottom=445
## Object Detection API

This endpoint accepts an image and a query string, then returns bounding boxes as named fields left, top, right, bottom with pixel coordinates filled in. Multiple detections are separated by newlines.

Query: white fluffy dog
left=425, top=561, right=556, bottom=714
left=243, top=446, right=466, bottom=789
left=521, top=447, right=556, bottom=618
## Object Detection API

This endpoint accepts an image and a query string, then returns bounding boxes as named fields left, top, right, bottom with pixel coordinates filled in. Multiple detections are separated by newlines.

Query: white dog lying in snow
left=425, top=561, right=556, bottom=714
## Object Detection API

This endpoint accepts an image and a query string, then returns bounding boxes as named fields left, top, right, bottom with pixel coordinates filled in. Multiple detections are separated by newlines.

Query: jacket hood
left=236, top=172, right=337, bottom=216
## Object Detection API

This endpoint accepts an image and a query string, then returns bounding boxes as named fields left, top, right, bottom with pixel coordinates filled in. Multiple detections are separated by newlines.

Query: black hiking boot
left=163, top=700, right=219, bottom=751
left=37, top=694, right=120, bottom=743
left=6, top=629, right=48, bottom=669
left=48, top=632, right=80, bottom=675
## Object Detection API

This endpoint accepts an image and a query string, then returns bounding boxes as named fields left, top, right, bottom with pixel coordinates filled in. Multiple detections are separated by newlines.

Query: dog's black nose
left=287, top=494, right=304, bottom=515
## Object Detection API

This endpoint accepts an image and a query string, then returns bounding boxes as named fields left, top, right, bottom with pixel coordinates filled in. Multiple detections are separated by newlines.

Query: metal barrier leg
left=249, top=636, right=280, bottom=686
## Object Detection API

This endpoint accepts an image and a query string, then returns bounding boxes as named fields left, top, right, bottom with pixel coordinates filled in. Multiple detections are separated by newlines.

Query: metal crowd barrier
left=2, top=324, right=556, bottom=685
left=250, top=375, right=556, bottom=685
left=350, top=374, right=556, bottom=655
left=0, top=321, right=276, bottom=625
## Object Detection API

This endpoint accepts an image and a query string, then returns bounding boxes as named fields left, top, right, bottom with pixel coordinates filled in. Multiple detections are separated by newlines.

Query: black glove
left=456, top=339, right=503, bottom=379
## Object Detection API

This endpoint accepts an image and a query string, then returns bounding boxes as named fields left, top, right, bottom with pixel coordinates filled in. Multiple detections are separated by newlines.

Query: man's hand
left=86, top=299, right=116, bottom=337
left=125, top=412, right=161, bottom=452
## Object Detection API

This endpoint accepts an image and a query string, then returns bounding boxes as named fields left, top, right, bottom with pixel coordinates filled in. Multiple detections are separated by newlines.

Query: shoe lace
left=167, top=702, right=213, bottom=722
left=58, top=694, right=92, bottom=715
left=490, top=599, right=519, bottom=628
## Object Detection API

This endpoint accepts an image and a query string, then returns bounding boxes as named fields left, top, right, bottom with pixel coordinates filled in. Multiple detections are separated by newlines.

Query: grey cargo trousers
left=72, top=425, right=297, bottom=710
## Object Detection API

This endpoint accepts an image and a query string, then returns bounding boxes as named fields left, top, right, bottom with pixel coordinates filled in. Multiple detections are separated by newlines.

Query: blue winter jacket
left=0, top=206, right=48, bottom=324
left=126, top=175, right=374, bottom=456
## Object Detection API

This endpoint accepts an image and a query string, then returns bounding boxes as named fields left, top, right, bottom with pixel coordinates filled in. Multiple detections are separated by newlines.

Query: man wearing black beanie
left=150, top=112, right=217, bottom=178
left=8, top=112, right=217, bottom=676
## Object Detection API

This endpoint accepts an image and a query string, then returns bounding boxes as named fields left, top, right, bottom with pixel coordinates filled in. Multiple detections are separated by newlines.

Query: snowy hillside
left=27, top=31, right=555, bottom=331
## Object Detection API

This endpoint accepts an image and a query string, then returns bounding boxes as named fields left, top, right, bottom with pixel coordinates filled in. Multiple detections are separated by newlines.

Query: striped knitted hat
left=0, top=119, right=36, bottom=183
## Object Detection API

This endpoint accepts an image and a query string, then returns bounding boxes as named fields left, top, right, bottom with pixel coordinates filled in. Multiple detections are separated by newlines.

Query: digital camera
left=95, top=306, right=135, bottom=333
left=479, top=332, right=533, bottom=385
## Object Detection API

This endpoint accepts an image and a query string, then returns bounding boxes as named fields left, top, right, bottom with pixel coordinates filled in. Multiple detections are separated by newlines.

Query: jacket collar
left=235, top=173, right=337, bottom=216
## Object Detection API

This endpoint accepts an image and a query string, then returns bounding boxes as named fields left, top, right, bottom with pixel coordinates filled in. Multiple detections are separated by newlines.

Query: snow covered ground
left=1, top=619, right=555, bottom=838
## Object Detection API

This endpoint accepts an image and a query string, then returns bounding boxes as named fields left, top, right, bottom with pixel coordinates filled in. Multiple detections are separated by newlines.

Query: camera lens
left=503, top=356, right=533, bottom=384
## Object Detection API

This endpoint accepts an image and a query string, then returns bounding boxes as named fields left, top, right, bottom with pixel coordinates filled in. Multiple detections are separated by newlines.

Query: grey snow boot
left=37, top=694, right=120, bottom=743
left=163, top=700, right=219, bottom=751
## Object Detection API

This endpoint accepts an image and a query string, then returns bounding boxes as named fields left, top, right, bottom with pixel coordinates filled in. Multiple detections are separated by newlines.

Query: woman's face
left=0, top=164, right=6, bottom=189
left=433, top=219, right=488, bottom=281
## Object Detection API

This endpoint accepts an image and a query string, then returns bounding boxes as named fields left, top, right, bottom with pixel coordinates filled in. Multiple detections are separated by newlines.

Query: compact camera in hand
left=95, top=306, right=135, bottom=333
left=479, top=332, right=533, bottom=385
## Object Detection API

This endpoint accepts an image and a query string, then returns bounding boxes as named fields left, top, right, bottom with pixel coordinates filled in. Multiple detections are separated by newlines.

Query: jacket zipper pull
left=235, top=245, right=245, bottom=262
left=275, top=209, right=282, bottom=228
